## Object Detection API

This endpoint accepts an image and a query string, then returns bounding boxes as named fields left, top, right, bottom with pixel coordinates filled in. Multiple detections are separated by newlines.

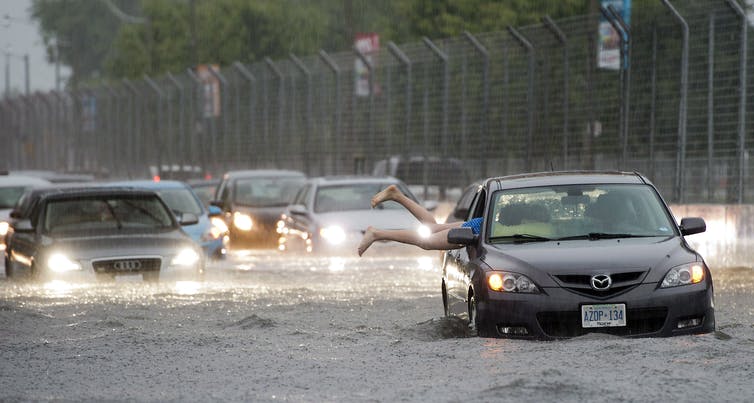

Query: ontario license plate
left=581, top=304, right=626, bottom=328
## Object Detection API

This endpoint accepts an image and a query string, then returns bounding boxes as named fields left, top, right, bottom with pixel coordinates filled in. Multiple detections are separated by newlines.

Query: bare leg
left=358, top=226, right=461, bottom=256
left=371, top=184, right=437, bottom=225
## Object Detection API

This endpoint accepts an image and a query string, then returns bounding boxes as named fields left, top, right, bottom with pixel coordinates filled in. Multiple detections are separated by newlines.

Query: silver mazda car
left=4, top=187, right=204, bottom=282
left=442, top=171, right=714, bottom=339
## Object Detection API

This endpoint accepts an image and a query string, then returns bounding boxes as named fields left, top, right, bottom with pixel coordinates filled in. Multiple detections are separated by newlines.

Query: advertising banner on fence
left=196, top=64, right=221, bottom=118
left=354, top=33, right=379, bottom=97
left=598, top=0, right=631, bottom=70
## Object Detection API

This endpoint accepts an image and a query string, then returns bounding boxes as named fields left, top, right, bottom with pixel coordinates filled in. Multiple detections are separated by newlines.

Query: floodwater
left=1, top=248, right=753, bottom=402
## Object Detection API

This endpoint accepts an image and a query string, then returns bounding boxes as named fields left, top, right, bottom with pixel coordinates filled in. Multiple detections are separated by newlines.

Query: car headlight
left=661, top=263, right=705, bottom=288
left=208, top=216, right=229, bottom=239
left=171, top=248, right=201, bottom=267
left=233, top=212, right=253, bottom=231
left=319, top=225, right=346, bottom=245
left=0, top=221, right=8, bottom=237
left=487, top=271, right=539, bottom=293
left=47, top=253, right=82, bottom=273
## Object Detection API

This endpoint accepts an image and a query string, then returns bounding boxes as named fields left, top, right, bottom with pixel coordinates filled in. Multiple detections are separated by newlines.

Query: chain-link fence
left=1, top=1, right=752, bottom=203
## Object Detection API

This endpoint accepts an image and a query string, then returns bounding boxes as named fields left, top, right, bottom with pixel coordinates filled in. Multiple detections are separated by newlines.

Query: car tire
left=4, top=256, right=14, bottom=279
left=468, top=293, right=492, bottom=338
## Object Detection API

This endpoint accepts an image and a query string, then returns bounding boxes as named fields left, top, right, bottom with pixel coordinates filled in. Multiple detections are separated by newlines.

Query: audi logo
left=590, top=274, right=612, bottom=291
left=113, top=260, right=142, bottom=271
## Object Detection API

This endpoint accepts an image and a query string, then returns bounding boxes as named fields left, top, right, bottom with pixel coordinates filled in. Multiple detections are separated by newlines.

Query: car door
left=444, top=187, right=485, bottom=307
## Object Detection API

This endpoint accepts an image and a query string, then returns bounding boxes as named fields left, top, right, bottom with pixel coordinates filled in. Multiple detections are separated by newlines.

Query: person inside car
left=357, top=185, right=482, bottom=256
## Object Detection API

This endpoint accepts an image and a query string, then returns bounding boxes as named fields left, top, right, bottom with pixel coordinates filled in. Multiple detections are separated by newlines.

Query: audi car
left=442, top=171, right=714, bottom=339
left=4, top=187, right=204, bottom=282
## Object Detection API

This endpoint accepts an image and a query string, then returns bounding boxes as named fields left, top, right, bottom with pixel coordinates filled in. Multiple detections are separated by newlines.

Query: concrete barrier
left=671, top=204, right=754, bottom=270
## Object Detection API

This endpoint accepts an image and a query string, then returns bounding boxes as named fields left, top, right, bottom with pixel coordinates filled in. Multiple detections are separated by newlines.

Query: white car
left=277, top=176, right=428, bottom=255
left=1, top=173, right=51, bottom=253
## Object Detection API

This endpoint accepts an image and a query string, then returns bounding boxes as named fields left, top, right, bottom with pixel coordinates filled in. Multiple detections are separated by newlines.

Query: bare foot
left=371, top=184, right=400, bottom=208
left=358, top=227, right=377, bottom=256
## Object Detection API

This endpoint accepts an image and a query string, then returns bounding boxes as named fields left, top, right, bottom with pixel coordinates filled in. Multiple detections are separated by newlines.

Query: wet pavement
left=1, top=248, right=753, bottom=402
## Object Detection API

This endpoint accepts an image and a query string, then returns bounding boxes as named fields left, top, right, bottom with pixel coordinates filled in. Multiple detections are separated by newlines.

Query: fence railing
left=1, top=0, right=752, bottom=203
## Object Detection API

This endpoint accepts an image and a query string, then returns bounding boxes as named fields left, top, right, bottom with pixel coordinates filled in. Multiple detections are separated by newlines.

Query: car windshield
left=314, top=183, right=407, bottom=213
left=233, top=177, right=304, bottom=207
left=43, top=196, right=174, bottom=234
left=487, top=184, right=677, bottom=243
left=156, top=188, right=203, bottom=215
left=0, top=186, right=28, bottom=209
left=191, top=184, right=215, bottom=208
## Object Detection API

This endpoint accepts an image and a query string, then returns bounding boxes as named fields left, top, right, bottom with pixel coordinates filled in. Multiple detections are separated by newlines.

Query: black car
left=442, top=171, right=714, bottom=339
left=212, top=170, right=306, bottom=249
left=4, top=187, right=204, bottom=282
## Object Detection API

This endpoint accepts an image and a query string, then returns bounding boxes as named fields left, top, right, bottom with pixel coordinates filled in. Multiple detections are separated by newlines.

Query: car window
left=314, top=183, right=405, bottom=213
left=293, top=184, right=312, bottom=207
left=156, top=188, right=203, bottom=215
left=0, top=186, right=27, bottom=209
left=233, top=177, right=305, bottom=207
left=488, top=184, right=677, bottom=242
left=43, top=196, right=174, bottom=234
left=191, top=184, right=216, bottom=208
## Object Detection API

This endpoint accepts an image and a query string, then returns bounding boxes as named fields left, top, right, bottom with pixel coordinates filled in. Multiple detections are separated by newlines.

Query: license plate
left=581, top=304, right=626, bottom=328
left=115, top=273, right=143, bottom=282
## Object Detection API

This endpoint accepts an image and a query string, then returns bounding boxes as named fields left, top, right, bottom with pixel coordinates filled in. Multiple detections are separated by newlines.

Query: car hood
left=46, top=231, right=196, bottom=261
left=484, top=236, right=699, bottom=285
left=316, top=209, right=421, bottom=232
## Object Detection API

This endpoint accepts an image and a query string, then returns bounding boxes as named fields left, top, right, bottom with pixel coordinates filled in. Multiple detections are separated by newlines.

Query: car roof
left=0, top=174, right=52, bottom=187
left=307, top=175, right=403, bottom=186
left=105, top=179, right=188, bottom=190
left=222, top=169, right=306, bottom=180
left=485, top=171, right=648, bottom=190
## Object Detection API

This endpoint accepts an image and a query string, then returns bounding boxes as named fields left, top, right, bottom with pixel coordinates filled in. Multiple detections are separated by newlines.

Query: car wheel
left=4, top=256, right=14, bottom=279
left=468, top=293, right=492, bottom=338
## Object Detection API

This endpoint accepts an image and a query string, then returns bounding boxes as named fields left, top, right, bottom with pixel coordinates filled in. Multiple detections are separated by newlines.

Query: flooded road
left=1, top=249, right=753, bottom=402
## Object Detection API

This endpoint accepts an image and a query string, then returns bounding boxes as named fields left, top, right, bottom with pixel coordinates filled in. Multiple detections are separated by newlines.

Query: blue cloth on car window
left=461, top=217, right=483, bottom=235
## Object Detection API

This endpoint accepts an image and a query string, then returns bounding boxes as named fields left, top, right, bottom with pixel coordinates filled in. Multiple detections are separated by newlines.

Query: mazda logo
left=590, top=274, right=612, bottom=290
left=113, top=260, right=142, bottom=271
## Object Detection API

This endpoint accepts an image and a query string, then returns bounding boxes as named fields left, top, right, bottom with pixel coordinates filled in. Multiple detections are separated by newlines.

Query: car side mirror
left=207, top=205, right=222, bottom=217
left=447, top=227, right=477, bottom=245
left=209, top=200, right=224, bottom=209
left=13, top=219, right=34, bottom=233
left=289, top=204, right=308, bottom=216
left=179, top=213, right=199, bottom=226
left=679, top=217, right=706, bottom=236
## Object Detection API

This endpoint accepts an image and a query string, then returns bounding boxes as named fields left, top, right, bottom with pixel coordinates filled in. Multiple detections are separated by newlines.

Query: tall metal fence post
left=707, top=14, right=715, bottom=200
left=422, top=37, right=449, bottom=159
left=543, top=16, right=569, bottom=170
left=354, top=47, right=375, bottom=172
left=318, top=50, right=341, bottom=174
left=661, top=0, right=689, bottom=203
left=144, top=75, right=165, bottom=174
left=290, top=53, right=313, bottom=175
left=725, top=0, right=748, bottom=204
left=122, top=79, right=140, bottom=177
left=463, top=31, right=489, bottom=175
left=233, top=61, right=256, bottom=168
left=207, top=67, right=229, bottom=172
left=166, top=73, right=185, bottom=167
left=265, top=57, right=284, bottom=168
left=185, top=68, right=203, bottom=174
left=507, top=26, right=535, bottom=172
left=649, top=24, right=657, bottom=182
left=50, top=91, right=67, bottom=171
left=601, top=6, right=631, bottom=170
left=387, top=42, right=412, bottom=164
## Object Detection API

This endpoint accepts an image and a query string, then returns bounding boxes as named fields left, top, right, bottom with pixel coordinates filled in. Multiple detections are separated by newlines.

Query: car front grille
left=92, top=258, right=161, bottom=273
left=554, top=270, right=647, bottom=299
left=536, top=307, right=668, bottom=338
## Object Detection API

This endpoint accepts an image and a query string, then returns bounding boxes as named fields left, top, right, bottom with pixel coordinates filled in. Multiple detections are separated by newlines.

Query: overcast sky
left=1, top=0, right=67, bottom=94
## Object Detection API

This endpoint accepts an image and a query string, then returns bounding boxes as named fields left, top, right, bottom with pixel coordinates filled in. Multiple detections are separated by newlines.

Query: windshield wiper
left=489, top=234, right=553, bottom=243
left=556, top=233, right=651, bottom=241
